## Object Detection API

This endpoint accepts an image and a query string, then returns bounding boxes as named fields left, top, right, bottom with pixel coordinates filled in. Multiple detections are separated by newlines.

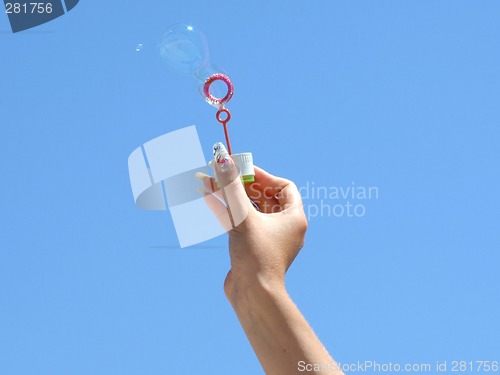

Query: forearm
left=228, top=278, right=343, bottom=375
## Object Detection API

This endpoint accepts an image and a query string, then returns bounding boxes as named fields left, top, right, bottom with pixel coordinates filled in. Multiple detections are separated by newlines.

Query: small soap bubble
left=136, top=43, right=143, bottom=52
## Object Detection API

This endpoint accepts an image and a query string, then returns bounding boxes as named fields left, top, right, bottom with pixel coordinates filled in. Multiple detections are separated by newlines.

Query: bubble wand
left=203, top=73, right=234, bottom=154
left=159, top=24, right=254, bottom=182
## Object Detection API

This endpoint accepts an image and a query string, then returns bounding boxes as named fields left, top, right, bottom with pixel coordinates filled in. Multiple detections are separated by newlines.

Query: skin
left=196, top=150, right=344, bottom=375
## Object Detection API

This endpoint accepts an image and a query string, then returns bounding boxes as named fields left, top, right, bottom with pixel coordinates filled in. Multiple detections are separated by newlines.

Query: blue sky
left=1, top=1, right=499, bottom=374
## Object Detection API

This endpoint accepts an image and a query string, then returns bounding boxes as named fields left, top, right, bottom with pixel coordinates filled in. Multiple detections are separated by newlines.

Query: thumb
left=211, top=142, right=252, bottom=228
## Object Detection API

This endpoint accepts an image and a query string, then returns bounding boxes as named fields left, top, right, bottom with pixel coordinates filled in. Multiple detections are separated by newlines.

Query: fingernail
left=213, top=142, right=231, bottom=173
left=195, top=171, right=211, bottom=182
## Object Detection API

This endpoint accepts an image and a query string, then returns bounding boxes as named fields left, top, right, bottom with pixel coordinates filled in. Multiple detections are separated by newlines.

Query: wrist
left=225, top=271, right=287, bottom=312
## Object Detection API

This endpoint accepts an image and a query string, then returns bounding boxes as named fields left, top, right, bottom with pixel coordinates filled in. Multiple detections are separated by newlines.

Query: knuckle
left=296, top=215, right=308, bottom=235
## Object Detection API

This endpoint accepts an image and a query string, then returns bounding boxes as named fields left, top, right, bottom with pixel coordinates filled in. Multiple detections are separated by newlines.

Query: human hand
left=196, top=142, right=308, bottom=304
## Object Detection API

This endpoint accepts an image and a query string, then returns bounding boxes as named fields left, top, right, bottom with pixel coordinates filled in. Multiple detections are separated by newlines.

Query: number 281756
left=5, top=3, right=53, bottom=14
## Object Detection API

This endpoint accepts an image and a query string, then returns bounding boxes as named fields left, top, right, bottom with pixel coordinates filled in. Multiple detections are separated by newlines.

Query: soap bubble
left=158, top=24, right=209, bottom=76
left=158, top=23, right=231, bottom=107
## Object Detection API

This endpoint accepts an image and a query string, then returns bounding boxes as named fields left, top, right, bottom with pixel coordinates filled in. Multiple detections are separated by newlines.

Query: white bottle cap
left=209, top=152, right=255, bottom=183
left=231, top=153, right=254, bottom=183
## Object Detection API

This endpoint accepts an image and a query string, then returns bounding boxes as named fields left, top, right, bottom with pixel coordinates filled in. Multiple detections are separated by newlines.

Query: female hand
left=197, top=142, right=308, bottom=302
